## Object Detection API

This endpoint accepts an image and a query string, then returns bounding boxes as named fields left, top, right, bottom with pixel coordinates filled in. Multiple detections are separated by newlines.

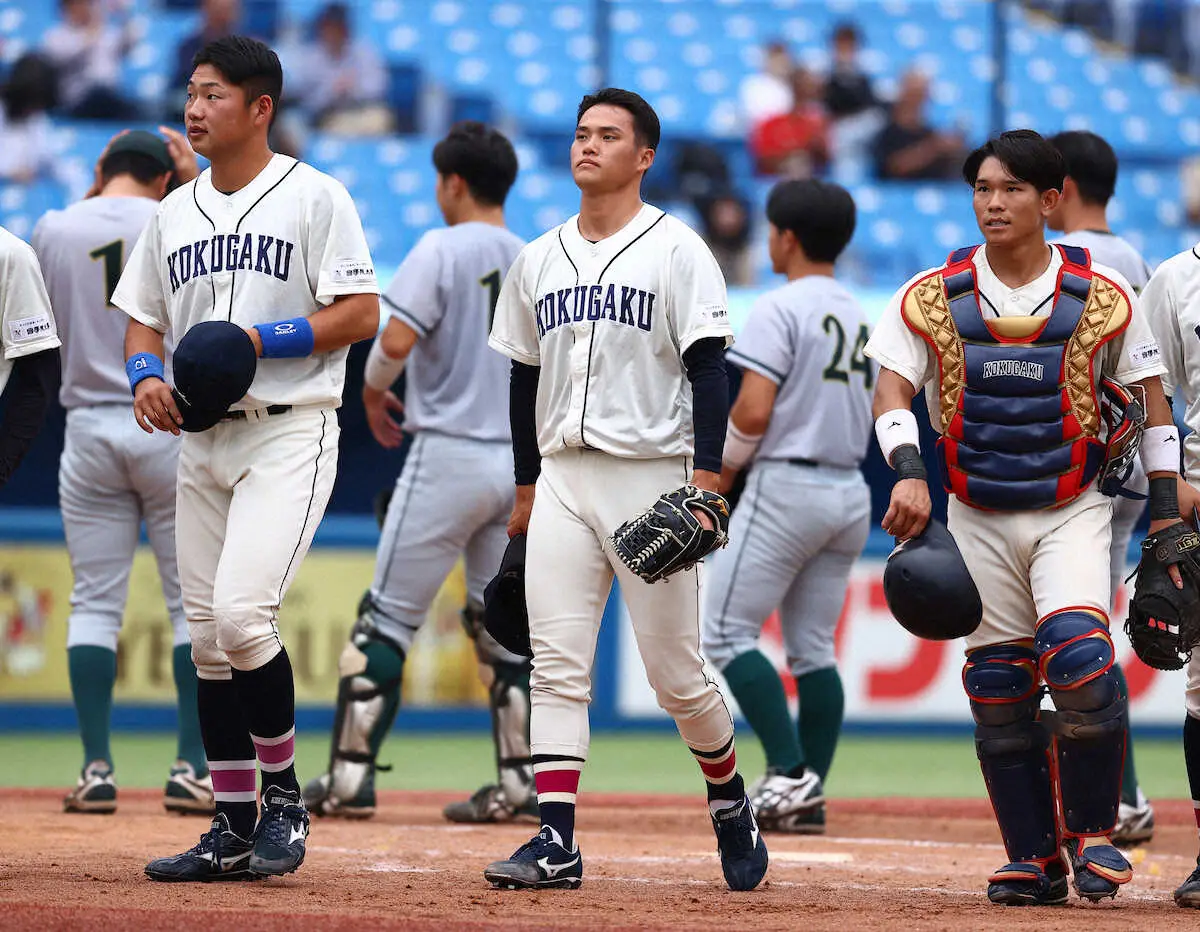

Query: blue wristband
left=126, top=352, right=165, bottom=394
left=254, top=317, right=315, bottom=358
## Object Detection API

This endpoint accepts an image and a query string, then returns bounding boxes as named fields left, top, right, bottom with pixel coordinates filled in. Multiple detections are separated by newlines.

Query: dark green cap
left=103, top=130, right=174, bottom=174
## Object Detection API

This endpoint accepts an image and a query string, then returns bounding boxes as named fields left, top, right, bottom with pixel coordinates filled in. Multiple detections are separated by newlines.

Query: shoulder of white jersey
left=157, top=174, right=203, bottom=214
left=1147, top=244, right=1200, bottom=285
left=290, top=158, right=356, bottom=202
left=1087, top=259, right=1136, bottom=301
left=0, top=223, right=41, bottom=265
left=658, top=209, right=715, bottom=253
left=31, top=206, right=67, bottom=242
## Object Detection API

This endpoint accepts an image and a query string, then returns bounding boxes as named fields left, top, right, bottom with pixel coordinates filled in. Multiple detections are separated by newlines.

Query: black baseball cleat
left=986, top=859, right=1069, bottom=906
left=711, top=796, right=769, bottom=891
left=250, top=785, right=310, bottom=876
left=1066, top=837, right=1132, bottom=902
left=1174, top=858, right=1200, bottom=908
left=483, top=826, right=583, bottom=889
left=144, top=812, right=259, bottom=882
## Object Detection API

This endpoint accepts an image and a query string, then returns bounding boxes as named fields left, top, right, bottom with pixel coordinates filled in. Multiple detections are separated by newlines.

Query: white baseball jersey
left=112, top=154, right=378, bottom=409
left=0, top=225, right=61, bottom=394
left=728, top=275, right=873, bottom=468
left=1141, top=246, right=1200, bottom=476
left=489, top=204, right=732, bottom=459
left=1052, top=230, right=1153, bottom=292
left=864, top=245, right=1166, bottom=430
left=384, top=222, right=524, bottom=441
left=33, top=196, right=165, bottom=409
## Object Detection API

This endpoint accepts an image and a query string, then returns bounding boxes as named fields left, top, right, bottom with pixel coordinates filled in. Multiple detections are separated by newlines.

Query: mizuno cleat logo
left=537, top=853, right=580, bottom=878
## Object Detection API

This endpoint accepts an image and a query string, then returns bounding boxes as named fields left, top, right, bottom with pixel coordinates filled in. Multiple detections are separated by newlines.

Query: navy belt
left=223, top=404, right=292, bottom=422
left=788, top=457, right=822, bottom=467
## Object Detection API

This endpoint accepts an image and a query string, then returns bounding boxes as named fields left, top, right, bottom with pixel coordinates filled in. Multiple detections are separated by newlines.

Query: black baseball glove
left=609, top=485, right=731, bottom=583
left=1125, top=521, right=1200, bottom=670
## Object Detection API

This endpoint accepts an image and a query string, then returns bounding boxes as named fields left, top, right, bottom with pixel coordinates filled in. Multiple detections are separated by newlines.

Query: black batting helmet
left=883, top=520, right=982, bottom=641
left=483, top=533, right=532, bottom=658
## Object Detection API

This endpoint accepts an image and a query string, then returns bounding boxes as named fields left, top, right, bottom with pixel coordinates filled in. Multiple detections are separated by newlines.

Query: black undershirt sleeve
left=0, top=347, right=60, bottom=489
left=510, top=360, right=541, bottom=485
left=683, top=337, right=728, bottom=475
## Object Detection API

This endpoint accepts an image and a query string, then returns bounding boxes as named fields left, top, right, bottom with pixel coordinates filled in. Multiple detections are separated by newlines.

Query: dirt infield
left=2, top=789, right=1200, bottom=930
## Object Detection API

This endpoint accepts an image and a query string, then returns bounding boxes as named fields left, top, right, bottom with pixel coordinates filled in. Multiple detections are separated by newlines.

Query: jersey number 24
left=821, top=315, right=873, bottom=388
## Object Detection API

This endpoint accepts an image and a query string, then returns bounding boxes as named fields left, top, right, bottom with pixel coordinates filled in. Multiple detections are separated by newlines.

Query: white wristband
left=875, top=408, right=921, bottom=465
left=723, top=421, right=763, bottom=471
left=1139, top=424, right=1181, bottom=475
left=363, top=338, right=406, bottom=392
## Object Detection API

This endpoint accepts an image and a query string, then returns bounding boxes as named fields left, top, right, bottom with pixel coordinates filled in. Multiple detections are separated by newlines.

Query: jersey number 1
left=822, top=315, right=873, bottom=388
left=480, top=269, right=501, bottom=329
left=89, top=239, right=124, bottom=308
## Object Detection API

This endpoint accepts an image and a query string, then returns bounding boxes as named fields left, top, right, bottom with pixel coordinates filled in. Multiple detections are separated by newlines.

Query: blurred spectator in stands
left=285, top=3, right=393, bottom=135
left=751, top=68, right=829, bottom=178
left=739, top=40, right=794, bottom=133
left=0, top=54, right=59, bottom=182
left=42, top=0, right=139, bottom=120
left=173, top=0, right=243, bottom=92
left=699, top=193, right=754, bottom=287
left=872, top=70, right=965, bottom=181
left=824, top=22, right=884, bottom=183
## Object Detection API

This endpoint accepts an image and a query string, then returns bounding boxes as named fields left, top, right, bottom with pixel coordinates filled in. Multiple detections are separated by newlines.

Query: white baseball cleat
left=750, top=769, right=825, bottom=832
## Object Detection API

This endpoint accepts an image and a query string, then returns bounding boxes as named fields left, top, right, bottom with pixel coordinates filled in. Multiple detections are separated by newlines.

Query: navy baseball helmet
left=882, top=519, right=982, bottom=641
left=171, top=320, right=257, bottom=432
left=483, top=533, right=532, bottom=658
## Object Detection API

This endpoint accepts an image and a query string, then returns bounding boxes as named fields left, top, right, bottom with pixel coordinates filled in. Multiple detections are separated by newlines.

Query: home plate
left=767, top=851, right=854, bottom=864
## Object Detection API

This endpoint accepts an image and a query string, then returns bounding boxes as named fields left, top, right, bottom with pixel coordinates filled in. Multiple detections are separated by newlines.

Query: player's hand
left=159, top=125, right=199, bottom=183
left=363, top=385, right=404, bottom=449
left=132, top=378, right=182, bottom=435
left=689, top=469, right=721, bottom=530
left=1148, top=515, right=1188, bottom=590
left=508, top=484, right=535, bottom=538
left=86, top=128, right=130, bottom=198
left=882, top=478, right=931, bottom=541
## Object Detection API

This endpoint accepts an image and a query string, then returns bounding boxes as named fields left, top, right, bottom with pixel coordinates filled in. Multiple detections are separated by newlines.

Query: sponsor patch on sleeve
left=698, top=302, right=728, bottom=324
left=1127, top=339, right=1161, bottom=367
left=329, top=257, right=376, bottom=285
left=8, top=313, right=54, bottom=343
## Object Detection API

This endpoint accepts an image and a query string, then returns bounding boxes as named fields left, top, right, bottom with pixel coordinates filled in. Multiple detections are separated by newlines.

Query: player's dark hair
left=766, top=179, right=856, bottom=263
left=832, top=22, right=862, bottom=45
left=577, top=87, right=660, bottom=150
left=191, top=35, right=283, bottom=125
left=962, top=129, right=1065, bottom=193
left=432, top=121, right=519, bottom=207
left=1049, top=130, right=1117, bottom=206
left=100, top=151, right=171, bottom=186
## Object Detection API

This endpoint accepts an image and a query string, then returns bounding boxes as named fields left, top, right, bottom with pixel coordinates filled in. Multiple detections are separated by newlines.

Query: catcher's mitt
left=609, top=485, right=731, bottom=583
left=1125, top=521, right=1200, bottom=670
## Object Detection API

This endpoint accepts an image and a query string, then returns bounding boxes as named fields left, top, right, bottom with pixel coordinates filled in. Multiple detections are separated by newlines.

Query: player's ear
left=251, top=92, right=274, bottom=128
left=1040, top=186, right=1061, bottom=217
left=638, top=146, right=655, bottom=174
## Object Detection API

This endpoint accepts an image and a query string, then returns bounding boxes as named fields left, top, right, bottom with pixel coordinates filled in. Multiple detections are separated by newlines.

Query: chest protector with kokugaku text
left=901, top=244, right=1131, bottom=511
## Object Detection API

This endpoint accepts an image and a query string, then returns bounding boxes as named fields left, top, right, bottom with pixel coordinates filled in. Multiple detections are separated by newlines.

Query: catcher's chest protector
left=902, top=244, right=1131, bottom=511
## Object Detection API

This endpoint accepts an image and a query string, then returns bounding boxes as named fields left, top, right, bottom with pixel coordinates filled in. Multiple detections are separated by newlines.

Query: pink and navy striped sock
left=231, top=649, right=300, bottom=795
left=209, top=758, right=258, bottom=836
left=532, top=755, right=584, bottom=851
left=251, top=726, right=297, bottom=796
left=691, top=737, right=746, bottom=814
left=196, top=678, right=257, bottom=837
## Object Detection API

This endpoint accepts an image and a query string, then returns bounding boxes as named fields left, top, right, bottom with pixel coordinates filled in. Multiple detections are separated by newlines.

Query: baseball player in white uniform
left=702, top=179, right=872, bottom=836
left=1137, top=246, right=1200, bottom=908
left=0, top=230, right=61, bottom=486
left=1046, top=129, right=1156, bottom=846
left=302, top=121, right=536, bottom=825
left=34, top=128, right=215, bottom=818
left=483, top=88, right=767, bottom=894
left=116, top=37, right=379, bottom=883
left=865, top=130, right=1181, bottom=906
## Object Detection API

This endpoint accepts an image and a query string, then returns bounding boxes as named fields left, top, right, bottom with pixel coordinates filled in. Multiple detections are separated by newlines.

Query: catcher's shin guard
left=1036, top=610, right=1126, bottom=837
left=310, top=595, right=404, bottom=817
left=462, top=604, right=534, bottom=806
left=964, top=645, right=1060, bottom=863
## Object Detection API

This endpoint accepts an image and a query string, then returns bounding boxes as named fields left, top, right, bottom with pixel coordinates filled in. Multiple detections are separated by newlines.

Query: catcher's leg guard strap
left=490, top=659, right=533, bottom=806
left=965, top=645, right=1059, bottom=863
left=1033, top=608, right=1115, bottom=689
left=1048, top=670, right=1127, bottom=837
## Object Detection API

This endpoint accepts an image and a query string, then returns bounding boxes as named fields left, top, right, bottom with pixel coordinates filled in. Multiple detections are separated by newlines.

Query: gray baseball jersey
left=33, top=196, right=167, bottom=409
left=1052, top=230, right=1152, bottom=292
left=383, top=222, right=523, bottom=441
left=0, top=224, right=61, bottom=394
left=727, top=275, right=874, bottom=468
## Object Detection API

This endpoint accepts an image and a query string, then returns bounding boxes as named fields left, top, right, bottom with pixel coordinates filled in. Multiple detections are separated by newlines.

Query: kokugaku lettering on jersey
left=112, top=154, right=379, bottom=409
left=489, top=205, right=732, bottom=460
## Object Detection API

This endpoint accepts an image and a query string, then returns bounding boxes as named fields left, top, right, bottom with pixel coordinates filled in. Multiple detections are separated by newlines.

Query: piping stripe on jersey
left=228, top=160, right=301, bottom=322
left=381, top=293, right=430, bottom=338
left=555, top=227, right=581, bottom=450
left=575, top=210, right=668, bottom=451
left=726, top=348, right=786, bottom=383
left=275, top=409, right=330, bottom=603
left=376, top=431, right=427, bottom=598
left=190, top=180, right=217, bottom=319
